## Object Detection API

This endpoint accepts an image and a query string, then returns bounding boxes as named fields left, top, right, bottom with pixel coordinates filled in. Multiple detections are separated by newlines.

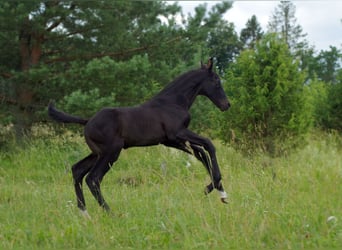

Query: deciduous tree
left=268, top=1, right=309, bottom=54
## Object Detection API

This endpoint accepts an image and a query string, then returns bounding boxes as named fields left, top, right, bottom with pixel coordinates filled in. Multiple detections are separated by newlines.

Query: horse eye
left=213, top=77, right=221, bottom=87
left=213, top=80, right=220, bottom=88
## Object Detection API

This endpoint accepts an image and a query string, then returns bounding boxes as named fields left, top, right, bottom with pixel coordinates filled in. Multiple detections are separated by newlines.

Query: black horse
left=48, top=58, right=230, bottom=216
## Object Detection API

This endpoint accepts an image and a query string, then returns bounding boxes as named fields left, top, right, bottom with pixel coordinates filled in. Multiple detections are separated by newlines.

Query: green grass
left=0, top=131, right=341, bottom=249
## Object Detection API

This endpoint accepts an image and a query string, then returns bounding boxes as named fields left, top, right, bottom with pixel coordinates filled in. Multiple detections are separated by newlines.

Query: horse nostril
left=225, top=101, right=231, bottom=110
left=220, top=101, right=230, bottom=111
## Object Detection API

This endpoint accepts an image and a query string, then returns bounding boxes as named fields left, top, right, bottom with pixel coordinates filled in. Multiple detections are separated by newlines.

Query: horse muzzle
left=219, top=100, right=230, bottom=111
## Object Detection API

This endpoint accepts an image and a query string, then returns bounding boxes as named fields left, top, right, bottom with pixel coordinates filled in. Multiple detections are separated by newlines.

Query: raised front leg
left=175, top=129, right=228, bottom=203
left=163, top=141, right=211, bottom=174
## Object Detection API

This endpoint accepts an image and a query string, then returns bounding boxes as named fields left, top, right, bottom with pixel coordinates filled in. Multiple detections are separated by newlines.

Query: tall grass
left=0, top=130, right=341, bottom=249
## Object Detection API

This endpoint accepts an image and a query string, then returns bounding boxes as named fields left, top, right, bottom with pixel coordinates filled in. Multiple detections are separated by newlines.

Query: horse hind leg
left=85, top=145, right=122, bottom=212
left=72, top=154, right=97, bottom=213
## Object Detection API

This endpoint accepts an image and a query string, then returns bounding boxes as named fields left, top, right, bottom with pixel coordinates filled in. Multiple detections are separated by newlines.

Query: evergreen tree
left=182, top=1, right=239, bottom=73
left=221, top=34, right=312, bottom=154
left=0, top=0, right=236, bottom=137
left=0, top=0, right=182, bottom=133
left=315, top=46, right=342, bottom=83
left=325, top=69, right=342, bottom=130
left=240, top=15, right=264, bottom=49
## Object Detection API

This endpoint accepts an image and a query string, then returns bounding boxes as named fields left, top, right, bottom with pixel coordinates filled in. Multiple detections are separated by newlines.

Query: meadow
left=0, top=129, right=341, bottom=249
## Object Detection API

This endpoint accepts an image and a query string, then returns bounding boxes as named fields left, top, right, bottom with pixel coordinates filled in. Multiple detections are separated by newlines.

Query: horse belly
left=121, top=116, right=166, bottom=147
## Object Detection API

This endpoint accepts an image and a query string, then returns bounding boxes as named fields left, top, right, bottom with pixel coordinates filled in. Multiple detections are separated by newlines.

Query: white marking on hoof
left=219, top=191, right=228, bottom=204
left=219, top=190, right=228, bottom=199
left=80, top=210, right=91, bottom=219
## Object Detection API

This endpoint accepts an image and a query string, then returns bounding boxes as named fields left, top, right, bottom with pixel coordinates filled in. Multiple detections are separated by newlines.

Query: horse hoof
left=219, top=190, right=228, bottom=204
left=221, top=197, right=228, bottom=204
left=80, top=209, right=91, bottom=219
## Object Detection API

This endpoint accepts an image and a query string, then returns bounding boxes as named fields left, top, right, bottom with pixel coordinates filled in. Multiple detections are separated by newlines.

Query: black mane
left=155, top=68, right=206, bottom=98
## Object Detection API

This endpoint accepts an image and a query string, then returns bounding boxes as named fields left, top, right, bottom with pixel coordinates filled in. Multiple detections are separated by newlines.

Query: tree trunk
left=19, top=16, right=43, bottom=70
left=15, top=17, right=44, bottom=137
left=31, top=33, right=43, bottom=66
left=19, top=17, right=31, bottom=71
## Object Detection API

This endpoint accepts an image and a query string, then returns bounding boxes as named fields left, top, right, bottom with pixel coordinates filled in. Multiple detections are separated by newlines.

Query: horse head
left=199, top=58, right=230, bottom=111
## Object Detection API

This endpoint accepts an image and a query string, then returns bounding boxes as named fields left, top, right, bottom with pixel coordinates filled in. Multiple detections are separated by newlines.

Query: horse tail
left=48, top=102, right=88, bottom=125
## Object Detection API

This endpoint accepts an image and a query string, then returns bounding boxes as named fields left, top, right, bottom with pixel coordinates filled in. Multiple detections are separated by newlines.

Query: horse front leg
left=176, top=129, right=228, bottom=203
left=189, top=144, right=228, bottom=203
left=163, top=141, right=211, bottom=174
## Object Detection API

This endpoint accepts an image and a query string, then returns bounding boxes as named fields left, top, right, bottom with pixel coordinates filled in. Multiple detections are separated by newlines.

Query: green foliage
left=59, top=55, right=157, bottom=104
left=221, top=34, right=312, bottom=154
left=315, top=46, right=342, bottom=83
left=61, top=88, right=117, bottom=118
left=0, top=0, right=237, bottom=132
left=55, top=54, right=189, bottom=117
left=0, top=0, right=340, bottom=147
left=183, top=1, right=239, bottom=72
left=307, top=68, right=342, bottom=131
left=240, top=15, right=264, bottom=49
left=304, top=46, right=342, bottom=84
left=305, top=78, right=330, bottom=128
left=323, top=69, right=342, bottom=130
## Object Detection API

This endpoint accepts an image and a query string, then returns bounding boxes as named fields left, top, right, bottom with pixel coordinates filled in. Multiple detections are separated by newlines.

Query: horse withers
left=48, top=58, right=230, bottom=215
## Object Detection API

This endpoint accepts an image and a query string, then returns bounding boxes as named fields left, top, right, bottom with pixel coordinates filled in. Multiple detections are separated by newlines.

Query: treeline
left=0, top=1, right=341, bottom=154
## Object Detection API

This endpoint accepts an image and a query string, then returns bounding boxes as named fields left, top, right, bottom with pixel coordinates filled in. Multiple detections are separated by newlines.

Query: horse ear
left=207, top=57, right=213, bottom=72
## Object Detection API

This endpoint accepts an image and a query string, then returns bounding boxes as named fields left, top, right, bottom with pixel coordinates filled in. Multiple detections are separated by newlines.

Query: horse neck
left=154, top=70, right=205, bottom=109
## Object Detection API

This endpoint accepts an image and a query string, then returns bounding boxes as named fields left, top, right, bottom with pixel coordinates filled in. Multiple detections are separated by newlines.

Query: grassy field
left=0, top=130, right=341, bottom=249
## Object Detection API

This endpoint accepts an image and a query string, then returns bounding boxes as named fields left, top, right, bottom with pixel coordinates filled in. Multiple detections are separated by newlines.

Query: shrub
left=220, top=34, right=313, bottom=155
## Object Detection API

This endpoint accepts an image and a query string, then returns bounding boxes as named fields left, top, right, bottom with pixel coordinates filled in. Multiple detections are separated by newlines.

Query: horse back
left=84, top=105, right=189, bottom=150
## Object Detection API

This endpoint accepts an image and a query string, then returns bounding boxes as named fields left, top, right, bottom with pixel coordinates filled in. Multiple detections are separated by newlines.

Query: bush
left=323, top=69, right=342, bottom=131
left=220, top=34, right=313, bottom=155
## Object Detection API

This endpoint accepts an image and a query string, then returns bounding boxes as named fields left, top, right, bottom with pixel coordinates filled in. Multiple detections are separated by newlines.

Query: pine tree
left=240, top=15, right=263, bottom=49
